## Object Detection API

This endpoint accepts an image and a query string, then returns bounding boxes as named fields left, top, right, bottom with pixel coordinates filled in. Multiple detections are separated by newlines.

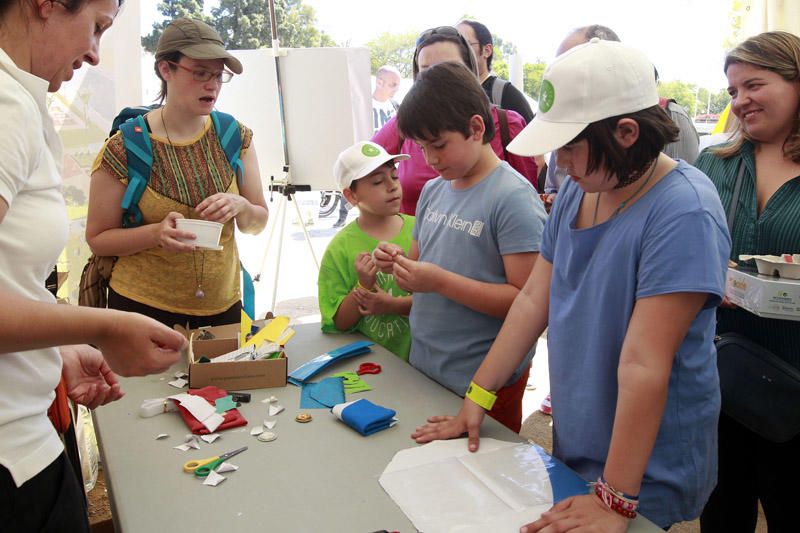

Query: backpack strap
left=119, top=115, right=154, bottom=228
left=496, top=106, right=511, bottom=161
left=490, top=77, right=508, bottom=106
left=210, top=110, right=245, bottom=186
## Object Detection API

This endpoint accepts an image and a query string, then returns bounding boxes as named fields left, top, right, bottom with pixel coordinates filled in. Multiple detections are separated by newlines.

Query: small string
left=592, top=158, right=659, bottom=226
left=163, top=108, right=205, bottom=298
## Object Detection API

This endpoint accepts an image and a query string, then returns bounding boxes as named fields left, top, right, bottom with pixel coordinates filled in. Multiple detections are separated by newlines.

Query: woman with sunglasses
left=372, top=25, right=539, bottom=216
left=86, top=18, right=268, bottom=328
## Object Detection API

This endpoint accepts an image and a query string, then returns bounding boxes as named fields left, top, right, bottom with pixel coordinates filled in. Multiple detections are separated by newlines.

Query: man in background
left=372, top=65, right=401, bottom=133
left=457, top=19, right=534, bottom=124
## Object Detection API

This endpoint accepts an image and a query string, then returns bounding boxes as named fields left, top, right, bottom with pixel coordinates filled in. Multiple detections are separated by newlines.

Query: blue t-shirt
left=411, top=162, right=547, bottom=395
left=541, top=161, right=730, bottom=527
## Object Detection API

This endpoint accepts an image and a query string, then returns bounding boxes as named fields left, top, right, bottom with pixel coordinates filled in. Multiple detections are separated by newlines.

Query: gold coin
left=295, top=413, right=313, bottom=423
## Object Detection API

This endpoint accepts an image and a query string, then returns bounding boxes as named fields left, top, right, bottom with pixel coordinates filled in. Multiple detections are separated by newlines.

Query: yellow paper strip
left=243, top=315, right=290, bottom=348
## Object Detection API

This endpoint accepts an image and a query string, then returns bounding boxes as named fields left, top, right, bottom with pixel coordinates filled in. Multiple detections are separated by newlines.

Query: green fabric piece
left=318, top=214, right=414, bottom=361
left=331, top=371, right=372, bottom=393
left=214, top=395, right=238, bottom=413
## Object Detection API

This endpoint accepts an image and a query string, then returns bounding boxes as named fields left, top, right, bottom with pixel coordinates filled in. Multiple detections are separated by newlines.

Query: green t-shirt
left=318, top=214, right=414, bottom=360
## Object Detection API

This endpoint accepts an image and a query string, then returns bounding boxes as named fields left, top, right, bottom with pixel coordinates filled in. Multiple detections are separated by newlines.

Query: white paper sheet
left=168, top=378, right=188, bottom=389
left=250, top=427, right=264, bottom=436
left=168, top=393, right=224, bottom=432
left=216, top=462, right=238, bottom=474
left=200, top=433, right=221, bottom=444
left=203, top=470, right=226, bottom=486
left=268, top=404, right=284, bottom=416
left=263, top=419, right=276, bottom=430
left=379, top=439, right=553, bottom=532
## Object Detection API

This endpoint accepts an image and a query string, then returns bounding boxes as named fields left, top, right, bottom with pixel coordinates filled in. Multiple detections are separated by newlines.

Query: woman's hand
left=354, top=252, right=378, bottom=290
left=373, top=242, right=405, bottom=273
left=60, top=344, right=125, bottom=409
left=196, top=193, right=248, bottom=224
left=156, top=212, right=196, bottom=253
left=520, top=494, right=630, bottom=533
left=411, top=397, right=487, bottom=451
left=95, top=312, right=187, bottom=377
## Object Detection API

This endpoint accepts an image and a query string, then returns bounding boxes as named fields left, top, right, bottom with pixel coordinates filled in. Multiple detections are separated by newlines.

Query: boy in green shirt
left=318, top=141, right=414, bottom=360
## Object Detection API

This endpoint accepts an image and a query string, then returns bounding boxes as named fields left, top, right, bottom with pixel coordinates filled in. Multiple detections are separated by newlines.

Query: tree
left=142, top=0, right=336, bottom=53
left=522, top=60, right=546, bottom=100
left=365, top=31, right=417, bottom=78
left=212, top=0, right=336, bottom=50
left=658, top=80, right=698, bottom=115
left=142, top=1, right=207, bottom=54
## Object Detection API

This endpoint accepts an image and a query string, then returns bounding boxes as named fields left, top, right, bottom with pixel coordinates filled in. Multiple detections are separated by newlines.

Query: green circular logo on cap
left=361, top=144, right=381, bottom=157
left=539, top=80, right=555, bottom=113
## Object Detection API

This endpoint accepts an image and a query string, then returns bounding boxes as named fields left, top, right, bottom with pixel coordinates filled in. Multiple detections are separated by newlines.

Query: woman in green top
left=696, top=31, right=800, bottom=532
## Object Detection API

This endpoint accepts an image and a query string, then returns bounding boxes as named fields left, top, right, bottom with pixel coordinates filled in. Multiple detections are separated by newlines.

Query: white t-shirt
left=372, top=97, right=397, bottom=134
left=0, top=48, right=69, bottom=487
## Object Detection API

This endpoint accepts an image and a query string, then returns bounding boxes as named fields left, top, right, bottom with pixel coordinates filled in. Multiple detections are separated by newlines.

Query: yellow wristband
left=355, top=281, right=377, bottom=293
left=465, top=381, right=497, bottom=411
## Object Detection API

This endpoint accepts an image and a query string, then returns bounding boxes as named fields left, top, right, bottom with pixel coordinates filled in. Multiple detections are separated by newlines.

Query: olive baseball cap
left=156, top=18, right=243, bottom=75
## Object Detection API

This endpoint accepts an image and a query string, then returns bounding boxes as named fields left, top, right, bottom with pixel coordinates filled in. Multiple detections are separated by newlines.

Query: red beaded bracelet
left=594, top=477, right=639, bottom=520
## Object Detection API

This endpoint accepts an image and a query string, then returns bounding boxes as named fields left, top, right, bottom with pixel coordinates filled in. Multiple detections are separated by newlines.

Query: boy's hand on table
left=96, top=312, right=187, bottom=377
left=411, top=398, right=486, bottom=452
left=373, top=242, right=404, bottom=273
left=352, top=286, right=392, bottom=315
left=392, top=254, right=440, bottom=293
left=520, top=494, right=629, bottom=533
left=354, top=252, right=378, bottom=289
left=60, top=344, right=125, bottom=409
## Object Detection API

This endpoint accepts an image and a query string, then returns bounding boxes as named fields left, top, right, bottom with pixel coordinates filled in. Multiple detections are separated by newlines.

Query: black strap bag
left=715, top=160, right=800, bottom=443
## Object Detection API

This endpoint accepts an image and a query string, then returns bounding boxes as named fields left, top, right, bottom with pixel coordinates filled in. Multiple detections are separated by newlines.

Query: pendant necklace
left=162, top=108, right=205, bottom=298
left=592, top=158, right=659, bottom=226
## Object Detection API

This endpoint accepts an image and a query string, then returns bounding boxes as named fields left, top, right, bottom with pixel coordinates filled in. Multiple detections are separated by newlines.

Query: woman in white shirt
left=0, top=1, right=186, bottom=530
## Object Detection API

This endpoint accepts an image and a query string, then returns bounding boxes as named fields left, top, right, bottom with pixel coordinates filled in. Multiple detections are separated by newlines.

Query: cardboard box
left=726, top=267, right=800, bottom=321
left=176, top=320, right=288, bottom=390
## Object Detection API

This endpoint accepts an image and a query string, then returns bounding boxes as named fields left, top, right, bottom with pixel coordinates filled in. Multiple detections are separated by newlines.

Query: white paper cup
left=175, top=219, right=223, bottom=250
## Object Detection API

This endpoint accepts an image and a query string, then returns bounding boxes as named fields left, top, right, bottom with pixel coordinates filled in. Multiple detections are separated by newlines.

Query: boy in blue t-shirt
left=375, top=62, right=547, bottom=431
left=318, top=141, right=414, bottom=360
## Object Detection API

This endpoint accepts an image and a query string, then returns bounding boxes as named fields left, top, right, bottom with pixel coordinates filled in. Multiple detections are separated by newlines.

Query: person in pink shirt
left=372, top=26, right=538, bottom=215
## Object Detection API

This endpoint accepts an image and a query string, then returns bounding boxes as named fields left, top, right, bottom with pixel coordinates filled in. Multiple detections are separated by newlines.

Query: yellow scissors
left=183, top=446, right=248, bottom=477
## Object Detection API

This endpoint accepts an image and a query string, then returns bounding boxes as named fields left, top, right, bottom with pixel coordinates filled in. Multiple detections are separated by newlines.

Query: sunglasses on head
left=416, top=26, right=464, bottom=47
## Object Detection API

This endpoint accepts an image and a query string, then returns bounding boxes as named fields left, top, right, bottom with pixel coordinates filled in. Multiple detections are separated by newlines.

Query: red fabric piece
left=175, top=385, right=247, bottom=434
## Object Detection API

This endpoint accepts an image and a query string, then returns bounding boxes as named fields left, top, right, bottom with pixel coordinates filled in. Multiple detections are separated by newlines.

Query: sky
left=140, top=0, right=733, bottom=90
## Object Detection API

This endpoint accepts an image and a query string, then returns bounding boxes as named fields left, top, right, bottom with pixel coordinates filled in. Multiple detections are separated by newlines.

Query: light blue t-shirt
left=411, top=162, right=547, bottom=395
left=541, top=161, right=730, bottom=527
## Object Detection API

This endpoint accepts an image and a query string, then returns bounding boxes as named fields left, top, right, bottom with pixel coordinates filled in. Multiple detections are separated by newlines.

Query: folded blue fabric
left=300, top=377, right=345, bottom=409
left=288, top=340, right=374, bottom=385
left=331, top=398, right=397, bottom=436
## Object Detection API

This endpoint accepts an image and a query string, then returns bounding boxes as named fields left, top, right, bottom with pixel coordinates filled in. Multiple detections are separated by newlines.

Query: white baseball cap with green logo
left=507, top=38, right=659, bottom=156
left=333, top=141, right=410, bottom=191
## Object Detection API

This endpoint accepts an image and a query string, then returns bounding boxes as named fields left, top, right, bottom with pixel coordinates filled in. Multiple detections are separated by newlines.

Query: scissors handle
left=183, top=456, right=218, bottom=473
left=194, top=459, right=222, bottom=477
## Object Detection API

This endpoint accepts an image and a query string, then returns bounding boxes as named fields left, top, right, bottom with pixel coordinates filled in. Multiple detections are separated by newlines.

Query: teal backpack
left=112, top=107, right=255, bottom=321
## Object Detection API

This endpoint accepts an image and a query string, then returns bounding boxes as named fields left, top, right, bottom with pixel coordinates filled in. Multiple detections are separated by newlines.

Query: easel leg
left=290, top=193, right=320, bottom=270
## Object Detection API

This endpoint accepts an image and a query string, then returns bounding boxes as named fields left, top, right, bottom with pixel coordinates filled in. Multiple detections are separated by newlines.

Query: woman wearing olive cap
left=87, top=18, right=268, bottom=328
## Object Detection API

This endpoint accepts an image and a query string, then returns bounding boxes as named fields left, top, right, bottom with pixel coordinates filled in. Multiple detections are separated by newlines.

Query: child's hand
left=354, top=252, right=377, bottom=289
left=392, top=254, right=441, bottom=293
left=352, top=286, right=393, bottom=316
left=373, top=242, right=404, bottom=273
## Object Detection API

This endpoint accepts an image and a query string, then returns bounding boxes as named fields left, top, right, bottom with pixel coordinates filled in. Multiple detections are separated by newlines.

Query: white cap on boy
left=334, top=141, right=410, bottom=191
left=508, top=38, right=659, bottom=156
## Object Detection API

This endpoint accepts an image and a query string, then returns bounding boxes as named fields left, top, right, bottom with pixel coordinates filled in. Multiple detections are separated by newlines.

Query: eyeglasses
left=415, top=26, right=463, bottom=47
left=168, top=61, right=234, bottom=83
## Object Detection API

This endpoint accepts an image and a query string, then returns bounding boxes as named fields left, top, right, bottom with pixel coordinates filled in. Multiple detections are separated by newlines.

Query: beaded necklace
left=162, top=108, right=206, bottom=299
